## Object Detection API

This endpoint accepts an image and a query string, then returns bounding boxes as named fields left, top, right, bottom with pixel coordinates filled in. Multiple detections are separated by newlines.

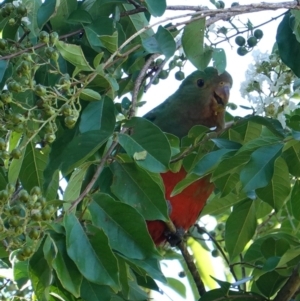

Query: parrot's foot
left=164, top=227, right=185, bottom=246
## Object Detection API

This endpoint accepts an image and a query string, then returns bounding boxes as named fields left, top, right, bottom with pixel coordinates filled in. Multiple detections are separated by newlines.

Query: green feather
left=144, top=67, right=233, bottom=138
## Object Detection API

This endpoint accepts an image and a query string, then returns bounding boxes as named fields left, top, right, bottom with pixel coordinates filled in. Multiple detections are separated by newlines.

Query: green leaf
left=237, top=136, right=281, bottom=154
left=44, top=128, right=77, bottom=192
left=256, top=157, right=290, bottom=211
left=0, top=60, right=8, bottom=84
left=37, top=0, right=58, bottom=28
left=240, top=144, right=283, bottom=192
left=50, top=234, right=82, bottom=297
left=80, top=89, right=101, bottom=101
left=119, top=117, right=171, bottom=173
left=67, top=9, right=92, bottom=24
left=56, top=41, right=94, bottom=72
left=8, top=145, right=25, bottom=185
left=261, top=237, right=290, bottom=259
left=64, top=213, right=119, bottom=289
left=201, top=193, right=245, bottom=216
left=166, top=278, right=186, bottom=298
left=214, top=173, right=239, bottom=197
left=124, top=256, right=166, bottom=283
left=225, top=199, right=257, bottom=261
left=64, top=162, right=94, bottom=202
left=211, top=138, right=241, bottom=150
left=192, top=149, right=235, bottom=176
left=291, top=180, right=300, bottom=220
left=142, top=26, right=176, bottom=59
left=110, top=161, right=168, bottom=221
left=282, top=141, right=300, bottom=176
left=212, top=150, right=250, bottom=181
left=13, top=260, right=29, bottom=290
left=277, top=12, right=300, bottom=77
left=182, top=18, right=207, bottom=70
left=89, top=193, right=157, bottom=259
left=145, top=0, right=166, bottom=17
left=29, top=240, right=52, bottom=301
left=99, top=31, right=118, bottom=53
left=212, top=48, right=226, bottom=74
left=277, top=247, right=300, bottom=267
left=60, top=130, right=113, bottom=175
left=80, top=278, right=112, bottom=301
left=19, top=143, right=49, bottom=192
left=79, top=96, right=115, bottom=133
left=50, top=0, right=78, bottom=34
left=119, top=4, right=154, bottom=43
left=291, top=10, right=300, bottom=42
left=255, top=271, right=287, bottom=298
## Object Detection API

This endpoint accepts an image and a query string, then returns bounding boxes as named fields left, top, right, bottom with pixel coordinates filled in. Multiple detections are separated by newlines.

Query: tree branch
left=68, top=137, right=120, bottom=211
left=130, top=53, right=160, bottom=118
left=274, top=264, right=300, bottom=301
left=165, top=220, right=206, bottom=297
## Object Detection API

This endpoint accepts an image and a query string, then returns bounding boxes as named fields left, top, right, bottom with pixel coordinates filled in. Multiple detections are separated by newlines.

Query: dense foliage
left=1, top=0, right=300, bottom=300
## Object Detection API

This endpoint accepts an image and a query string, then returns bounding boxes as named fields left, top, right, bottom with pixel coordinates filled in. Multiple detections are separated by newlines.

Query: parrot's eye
left=197, top=79, right=205, bottom=87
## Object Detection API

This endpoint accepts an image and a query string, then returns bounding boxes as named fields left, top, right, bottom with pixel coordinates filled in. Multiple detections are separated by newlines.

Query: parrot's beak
left=211, top=82, right=231, bottom=131
left=213, top=82, right=231, bottom=107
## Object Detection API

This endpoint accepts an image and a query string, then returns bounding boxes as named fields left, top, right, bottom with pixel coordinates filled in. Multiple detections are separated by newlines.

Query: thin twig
left=68, top=138, right=120, bottom=211
left=194, top=225, right=239, bottom=283
left=211, top=12, right=286, bottom=46
left=0, top=29, right=84, bottom=61
left=130, top=53, right=160, bottom=118
left=165, top=220, right=206, bottom=296
left=144, top=57, right=168, bottom=92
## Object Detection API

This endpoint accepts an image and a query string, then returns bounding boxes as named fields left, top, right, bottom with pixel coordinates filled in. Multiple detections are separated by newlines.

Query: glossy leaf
left=60, top=130, right=113, bottom=175
left=64, top=213, right=119, bottom=289
left=191, top=149, right=235, bottom=176
left=256, top=157, right=290, bottom=211
left=80, top=88, right=101, bottom=101
left=67, top=9, right=92, bottom=24
left=80, top=278, right=112, bottom=301
left=142, top=26, right=176, bottom=59
left=37, top=0, right=57, bottom=28
left=212, top=48, right=226, bottom=74
left=291, top=180, right=300, bottom=220
left=0, top=60, right=8, bottom=84
left=277, top=12, right=300, bottom=77
left=119, top=117, right=171, bottom=173
left=240, top=144, right=283, bottom=192
left=110, top=161, right=168, bottom=221
left=79, top=97, right=115, bottom=133
left=214, top=173, right=240, bottom=197
left=50, top=0, right=77, bottom=33
left=201, top=193, right=246, bottom=217
left=99, top=31, right=118, bottom=53
left=255, top=271, right=287, bottom=298
left=51, top=233, right=82, bottom=297
left=145, top=0, right=166, bottom=17
left=56, top=41, right=94, bottom=72
left=19, top=143, right=49, bottom=191
left=28, top=240, right=52, bottom=301
left=64, top=161, right=94, bottom=202
left=211, top=150, right=250, bottom=181
left=282, top=141, right=300, bottom=176
left=89, top=193, right=158, bottom=259
left=225, top=199, right=257, bottom=261
left=182, top=18, right=207, bottom=70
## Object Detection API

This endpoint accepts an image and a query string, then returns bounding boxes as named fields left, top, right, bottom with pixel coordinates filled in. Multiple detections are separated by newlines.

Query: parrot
left=144, top=67, right=232, bottom=245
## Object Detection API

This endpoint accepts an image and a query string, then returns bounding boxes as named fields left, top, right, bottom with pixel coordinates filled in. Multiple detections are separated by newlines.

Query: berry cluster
left=236, top=29, right=264, bottom=56
left=0, top=185, right=56, bottom=260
